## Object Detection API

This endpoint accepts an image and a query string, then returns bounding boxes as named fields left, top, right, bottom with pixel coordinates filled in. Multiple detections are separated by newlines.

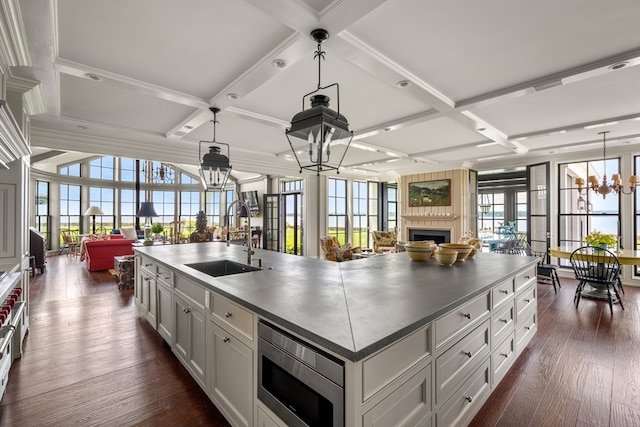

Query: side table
left=114, top=255, right=135, bottom=290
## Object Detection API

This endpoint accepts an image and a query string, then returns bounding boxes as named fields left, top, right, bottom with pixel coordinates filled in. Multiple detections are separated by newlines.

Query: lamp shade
left=83, top=206, right=104, bottom=216
left=136, top=202, right=158, bottom=217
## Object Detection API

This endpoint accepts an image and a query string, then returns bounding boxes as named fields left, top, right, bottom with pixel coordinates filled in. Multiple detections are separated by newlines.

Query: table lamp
left=136, top=202, right=159, bottom=241
left=83, top=206, right=104, bottom=234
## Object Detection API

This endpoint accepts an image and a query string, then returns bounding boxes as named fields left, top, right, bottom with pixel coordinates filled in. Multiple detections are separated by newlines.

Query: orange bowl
left=438, top=243, right=473, bottom=262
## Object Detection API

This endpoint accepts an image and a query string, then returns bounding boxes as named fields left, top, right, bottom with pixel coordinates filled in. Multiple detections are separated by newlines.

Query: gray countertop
left=135, top=243, right=538, bottom=361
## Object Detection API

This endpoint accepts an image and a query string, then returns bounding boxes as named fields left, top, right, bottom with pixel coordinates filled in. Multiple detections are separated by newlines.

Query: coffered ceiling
left=10, top=0, right=640, bottom=180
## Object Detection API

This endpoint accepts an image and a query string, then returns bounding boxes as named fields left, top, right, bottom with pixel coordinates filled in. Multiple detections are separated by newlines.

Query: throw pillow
left=121, top=227, right=138, bottom=240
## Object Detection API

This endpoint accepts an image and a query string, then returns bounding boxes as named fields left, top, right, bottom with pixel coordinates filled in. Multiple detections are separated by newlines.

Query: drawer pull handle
left=524, top=298, right=531, bottom=303
left=500, top=352, right=509, bottom=358
left=500, top=290, right=509, bottom=294
left=144, top=263, right=152, bottom=267
left=525, top=326, right=531, bottom=331
left=465, top=396, right=473, bottom=403
left=463, top=351, right=472, bottom=358
left=183, top=307, right=190, bottom=314
left=225, top=312, right=232, bottom=318
left=463, top=313, right=471, bottom=319
left=524, top=275, right=531, bottom=279
left=143, top=277, right=150, bottom=282
left=500, top=318, right=509, bottom=324
left=223, top=337, right=230, bottom=343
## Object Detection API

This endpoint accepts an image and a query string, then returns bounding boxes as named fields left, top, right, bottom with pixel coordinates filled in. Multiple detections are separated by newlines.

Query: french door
left=262, top=193, right=304, bottom=255
left=527, top=162, right=550, bottom=259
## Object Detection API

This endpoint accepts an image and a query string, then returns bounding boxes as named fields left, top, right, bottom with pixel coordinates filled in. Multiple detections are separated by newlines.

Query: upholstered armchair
left=371, top=230, right=397, bottom=253
left=320, top=237, right=355, bottom=262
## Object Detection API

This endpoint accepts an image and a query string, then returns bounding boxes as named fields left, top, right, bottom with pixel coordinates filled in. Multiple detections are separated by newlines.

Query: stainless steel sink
left=185, top=260, right=260, bottom=277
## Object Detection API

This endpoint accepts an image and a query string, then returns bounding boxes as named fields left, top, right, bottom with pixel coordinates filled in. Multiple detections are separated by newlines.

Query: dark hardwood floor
left=2, top=255, right=639, bottom=426
left=1, top=255, right=231, bottom=427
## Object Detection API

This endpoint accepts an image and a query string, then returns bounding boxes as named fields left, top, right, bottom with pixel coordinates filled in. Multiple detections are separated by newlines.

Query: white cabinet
left=137, top=264, right=156, bottom=327
left=208, top=321, right=253, bottom=427
left=174, top=294, right=206, bottom=387
left=362, top=364, right=432, bottom=427
left=156, top=278, right=173, bottom=344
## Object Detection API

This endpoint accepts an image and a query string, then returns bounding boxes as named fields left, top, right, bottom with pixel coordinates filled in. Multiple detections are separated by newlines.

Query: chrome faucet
left=226, top=199, right=254, bottom=265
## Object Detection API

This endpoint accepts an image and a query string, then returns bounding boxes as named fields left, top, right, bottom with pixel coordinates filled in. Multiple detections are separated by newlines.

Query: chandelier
left=198, top=107, right=232, bottom=192
left=146, top=162, right=174, bottom=183
left=479, top=194, right=491, bottom=214
left=285, top=29, right=354, bottom=175
left=575, top=131, right=639, bottom=198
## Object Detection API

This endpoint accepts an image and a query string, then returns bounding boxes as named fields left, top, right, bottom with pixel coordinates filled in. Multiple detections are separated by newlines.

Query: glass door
left=263, top=194, right=279, bottom=252
left=527, top=162, right=550, bottom=259
left=283, top=193, right=303, bottom=255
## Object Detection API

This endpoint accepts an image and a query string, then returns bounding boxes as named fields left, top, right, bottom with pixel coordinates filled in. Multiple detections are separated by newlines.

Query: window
left=120, top=158, right=137, bottom=182
left=152, top=190, right=175, bottom=229
left=180, top=191, right=200, bottom=235
left=559, top=159, right=620, bottom=251
left=120, top=189, right=139, bottom=229
left=226, top=190, right=235, bottom=226
left=181, top=172, right=198, bottom=184
left=368, top=182, right=379, bottom=247
left=60, top=184, right=81, bottom=238
left=516, top=191, right=528, bottom=233
left=328, top=178, right=347, bottom=244
left=89, top=156, right=115, bottom=180
left=205, top=192, right=221, bottom=232
left=478, top=192, right=505, bottom=235
left=283, top=180, right=303, bottom=192
left=59, top=163, right=80, bottom=177
left=89, top=187, right=115, bottom=233
left=352, top=181, right=367, bottom=248
left=35, top=180, right=50, bottom=248
left=386, top=184, right=397, bottom=232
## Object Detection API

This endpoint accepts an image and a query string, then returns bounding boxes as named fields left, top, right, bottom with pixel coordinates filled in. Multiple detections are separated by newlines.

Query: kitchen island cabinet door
left=209, top=321, right=253, bottom=427
left=174, top=294, right=206, bottom=388
left=156, top=279, right=173, bottom=344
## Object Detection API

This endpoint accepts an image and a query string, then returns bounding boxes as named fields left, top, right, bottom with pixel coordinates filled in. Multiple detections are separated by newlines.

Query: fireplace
left=408, top=229, right=451, bottom=244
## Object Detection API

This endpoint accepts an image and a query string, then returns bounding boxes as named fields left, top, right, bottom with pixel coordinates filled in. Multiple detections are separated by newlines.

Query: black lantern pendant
left=198, top=107, right=232, bottom=191
left=286, top=29, right=353, bottom=175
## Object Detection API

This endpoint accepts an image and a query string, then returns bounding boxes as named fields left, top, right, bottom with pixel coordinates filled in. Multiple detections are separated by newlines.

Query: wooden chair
left=60, top=229, right=80, bottom=257
left=569, top=246, right=623, bottom=314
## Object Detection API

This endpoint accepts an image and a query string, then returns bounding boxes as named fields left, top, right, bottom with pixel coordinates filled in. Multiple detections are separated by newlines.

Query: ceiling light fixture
left=575, top=131, right=639, bottom=198
left=144, top=162, right=174, bottom=184
left=285, top=29, right=354, bottom=175
left=396, top=80, right=410, bottom=88
left=272, top=59, right=287, bottom=68
left=198, top=107, right=232, bottom=192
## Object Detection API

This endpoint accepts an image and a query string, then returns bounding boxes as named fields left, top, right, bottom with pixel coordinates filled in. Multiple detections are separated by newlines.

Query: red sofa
left=83, top=236, right=136, bottom=271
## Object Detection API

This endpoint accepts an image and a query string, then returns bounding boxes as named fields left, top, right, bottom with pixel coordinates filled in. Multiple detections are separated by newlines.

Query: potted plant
left=583, top=230, right=616, bottom=249
left=152, top=223, right=164, bottom=239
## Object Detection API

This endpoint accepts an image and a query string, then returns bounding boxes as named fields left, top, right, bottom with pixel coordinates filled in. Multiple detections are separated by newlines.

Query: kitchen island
left=134, top=243, right=538, bottom=427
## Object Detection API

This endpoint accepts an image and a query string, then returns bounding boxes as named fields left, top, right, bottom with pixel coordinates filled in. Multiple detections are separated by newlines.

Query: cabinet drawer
left=516, top=282, right=536, bottom=320
left=434, top=292, right=490, bottom=349
left=362, top=325, right=430, bottom=402
left=435, top=320, right=490, bottom=404
left=156, top=263, right=173, bottom=283
left=362, top=364, right=431, bottom=427
left=514, top=266, right=536, bottom=293
left=436, top=358, right=491, bottom=427
left=492, top=278, right=514, bottom=309
left=211, top=294, right=254, bottom=341
left=174, top=274, right=206, bottom=310
left=516, top=311, right=536, bottom=355
left=491, top=301, right=514, bottom=347
left=492, top=333, right=515, bottom=387
left=138, top=255, right=155, bottom=275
